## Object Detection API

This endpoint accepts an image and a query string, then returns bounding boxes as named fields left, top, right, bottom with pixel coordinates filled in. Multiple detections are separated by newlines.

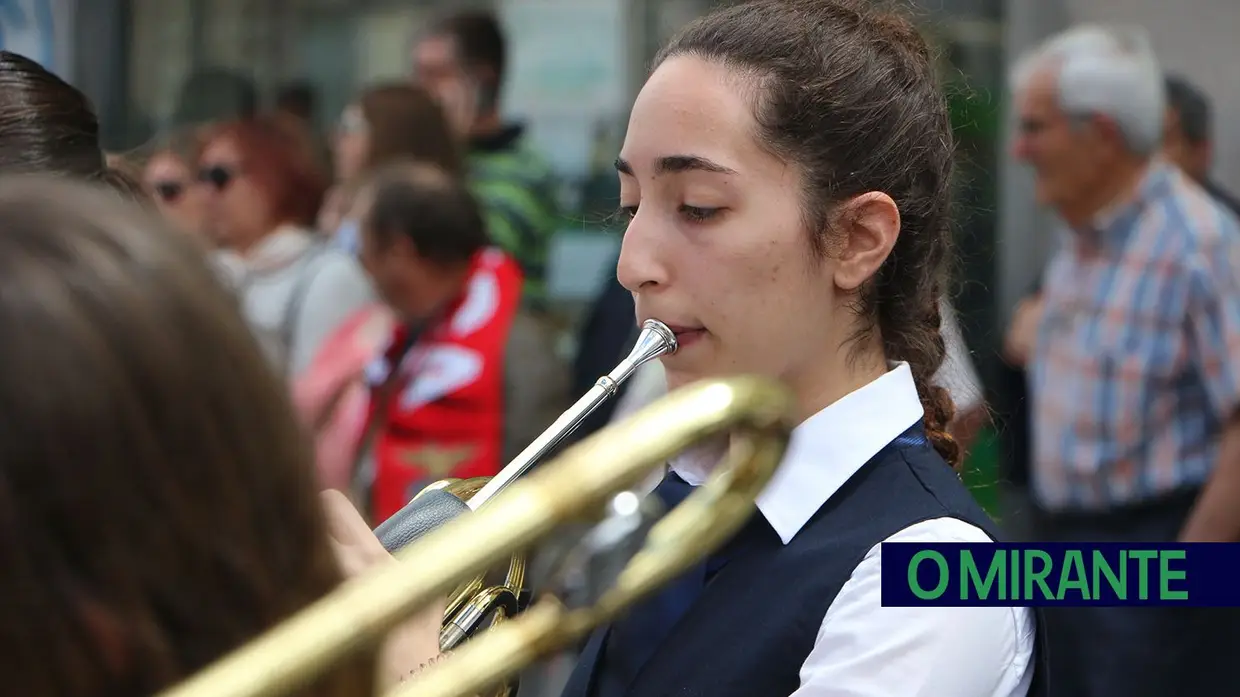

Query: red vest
left=365, top=248, right=521, bottom=522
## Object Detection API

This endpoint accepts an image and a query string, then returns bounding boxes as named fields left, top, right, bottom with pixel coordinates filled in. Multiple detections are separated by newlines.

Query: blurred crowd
left=112, top=11, right=581, bottom=524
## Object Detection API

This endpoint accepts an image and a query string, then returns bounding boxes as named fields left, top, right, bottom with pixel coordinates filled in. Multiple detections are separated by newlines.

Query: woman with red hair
left=200, top=115, right=375, bottom=378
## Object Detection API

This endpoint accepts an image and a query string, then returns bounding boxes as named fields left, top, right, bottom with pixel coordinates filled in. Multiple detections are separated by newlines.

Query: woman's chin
left=662, top=367, right=707, bottom=394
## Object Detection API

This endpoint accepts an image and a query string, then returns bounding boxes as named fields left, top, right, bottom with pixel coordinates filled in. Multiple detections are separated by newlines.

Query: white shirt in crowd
left=214, top=226, right=375, bottom=377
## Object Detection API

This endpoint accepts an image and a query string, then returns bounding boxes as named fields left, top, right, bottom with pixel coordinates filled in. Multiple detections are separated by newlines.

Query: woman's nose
left=615, top=212, right=670, bottom=293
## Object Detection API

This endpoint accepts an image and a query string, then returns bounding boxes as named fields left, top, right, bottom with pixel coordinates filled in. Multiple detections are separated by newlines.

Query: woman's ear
left=831, top=191, right=900, bottom=291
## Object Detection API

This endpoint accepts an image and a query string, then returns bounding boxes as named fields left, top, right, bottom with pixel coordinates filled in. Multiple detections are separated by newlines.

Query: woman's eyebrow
left=614, top=155, right=738, bottom=176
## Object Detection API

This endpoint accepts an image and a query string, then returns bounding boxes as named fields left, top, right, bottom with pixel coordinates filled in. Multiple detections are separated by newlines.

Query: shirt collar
left=670, top=362, right=925, bottom=544
left=1076, top=161, right=1174, bottom=250
left=215, top=224, right=316, bottom=276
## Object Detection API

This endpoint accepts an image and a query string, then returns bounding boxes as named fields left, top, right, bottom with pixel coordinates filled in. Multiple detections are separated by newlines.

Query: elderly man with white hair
left=1012, top=24, right=1240, bottom=697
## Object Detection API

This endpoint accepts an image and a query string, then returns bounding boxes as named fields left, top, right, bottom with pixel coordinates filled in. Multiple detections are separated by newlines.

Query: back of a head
left=0, top=177, right=373, bottom=696
left=1164, top=73, right=1211, bottom=145
left=365, top=161, right=490, bottom=265
left=1013, top=24, right=1164, bottom=156
left=0, top=51, right=106, bottom=179
left=657, top=0, right=961, bottom=466
left=359, top=82, right=463, bottom=178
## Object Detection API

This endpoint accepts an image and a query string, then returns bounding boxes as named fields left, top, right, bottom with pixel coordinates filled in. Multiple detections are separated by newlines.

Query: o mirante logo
left=880, top=543, right=1240, bottom=607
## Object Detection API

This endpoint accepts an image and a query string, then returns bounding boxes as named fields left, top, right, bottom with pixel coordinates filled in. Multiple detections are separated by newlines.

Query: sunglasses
left=197, top=164, right=238, bottom=191
left=152, top=180, right=185, bottom=202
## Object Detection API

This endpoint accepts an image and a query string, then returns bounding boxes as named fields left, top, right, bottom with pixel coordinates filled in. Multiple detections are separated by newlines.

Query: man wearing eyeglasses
left=411, top=10, right=561, bottom=313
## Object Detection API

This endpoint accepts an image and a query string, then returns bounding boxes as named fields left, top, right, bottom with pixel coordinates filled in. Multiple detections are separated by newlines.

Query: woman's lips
left=670, top=328, right=706, bottom=348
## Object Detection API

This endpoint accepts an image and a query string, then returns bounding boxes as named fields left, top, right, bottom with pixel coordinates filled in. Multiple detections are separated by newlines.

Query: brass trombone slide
left=157, top=375, right=796, bottom=697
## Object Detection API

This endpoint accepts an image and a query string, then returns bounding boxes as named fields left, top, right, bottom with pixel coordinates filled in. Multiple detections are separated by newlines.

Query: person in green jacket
left=413, top=10, right=560, bottom=310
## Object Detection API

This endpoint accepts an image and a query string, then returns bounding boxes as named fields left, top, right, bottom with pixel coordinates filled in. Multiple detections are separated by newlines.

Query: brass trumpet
left=157, top=372, right=796, bottom=697
left=373, top=319, right=680, bottom=673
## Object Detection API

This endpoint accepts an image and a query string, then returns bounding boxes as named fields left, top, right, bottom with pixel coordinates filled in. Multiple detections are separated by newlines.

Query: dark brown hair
left=658, top=0, right=960, bottom=466
left=203, top=115, right=330, bottom=229
left=365, top=162, right=489, bottom=265
left=0, top=176, right=373, bottom=696
left=0, top=51, right=150, bottom=207
left=0, top=50, right=104, bottom=178
left=431, top=10, right=507, bottom=105
left=358, top=82, right=463, bottom=178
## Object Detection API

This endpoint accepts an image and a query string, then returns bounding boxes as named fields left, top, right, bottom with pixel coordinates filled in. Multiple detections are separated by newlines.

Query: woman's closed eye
left=616, top=203, right=722, bottom=224
left=678, top=204, right=721, bottom=223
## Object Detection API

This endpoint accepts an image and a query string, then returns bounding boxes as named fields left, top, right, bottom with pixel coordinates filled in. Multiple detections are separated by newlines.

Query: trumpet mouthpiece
left=633, top=319, right=678, bottom=361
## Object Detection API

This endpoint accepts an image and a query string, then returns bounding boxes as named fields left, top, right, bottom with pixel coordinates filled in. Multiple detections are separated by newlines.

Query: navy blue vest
left=560, top=429, right=1048, bottom=697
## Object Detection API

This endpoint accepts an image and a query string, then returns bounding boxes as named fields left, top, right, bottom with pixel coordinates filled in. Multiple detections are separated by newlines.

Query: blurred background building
left=8, top=0, right=1240, bottom=512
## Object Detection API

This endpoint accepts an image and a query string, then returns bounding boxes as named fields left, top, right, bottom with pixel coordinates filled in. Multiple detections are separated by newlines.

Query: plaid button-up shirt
left=1030, top=164, right=1240, bottom=512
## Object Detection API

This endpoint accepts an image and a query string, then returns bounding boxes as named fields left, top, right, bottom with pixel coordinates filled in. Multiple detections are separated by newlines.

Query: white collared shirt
left=670, top=363, right=1035, bottom=697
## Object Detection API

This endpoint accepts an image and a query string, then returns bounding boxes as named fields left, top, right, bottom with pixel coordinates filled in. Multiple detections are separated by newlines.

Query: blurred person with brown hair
left=199, top=116, right=375, bottom=378
left=1163, top=73, right=1240, bottom=219
left=138, top=126, right=211, bottom=241
left=322, top=81, right=464, bottom=248
left=413, top=10, right=560, bottom=309
left=0, top=174, right=446, bottom=695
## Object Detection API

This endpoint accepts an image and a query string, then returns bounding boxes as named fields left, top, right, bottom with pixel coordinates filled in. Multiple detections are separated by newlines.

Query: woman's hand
left=322, top=489, right=391, bottom=577
left=321, top=490, right=447, bottom=687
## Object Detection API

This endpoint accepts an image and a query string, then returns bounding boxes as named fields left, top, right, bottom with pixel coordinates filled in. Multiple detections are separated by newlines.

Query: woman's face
left=197, top=137, right=275, bottom=252
left=333, top=105, right=370, bottom=183
left=143, top=152, right=207, bottom=238
left=617, top=56, right=847, bottom=400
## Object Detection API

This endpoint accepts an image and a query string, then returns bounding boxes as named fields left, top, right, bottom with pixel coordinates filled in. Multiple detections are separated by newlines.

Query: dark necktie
left=591, top=471, right=723, bottom=697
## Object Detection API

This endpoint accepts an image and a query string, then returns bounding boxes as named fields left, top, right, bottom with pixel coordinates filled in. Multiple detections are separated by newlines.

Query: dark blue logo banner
left=880, top=543, right=1240, bottom=607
